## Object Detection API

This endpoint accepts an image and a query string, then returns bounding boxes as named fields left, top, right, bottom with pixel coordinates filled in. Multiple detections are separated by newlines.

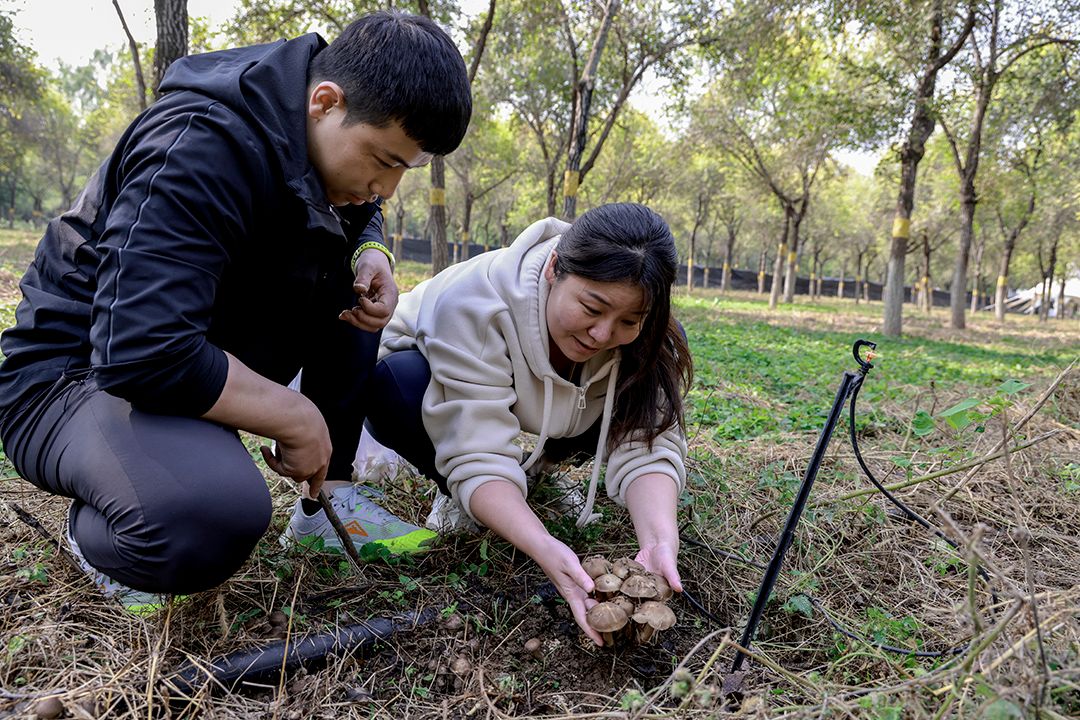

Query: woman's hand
left=625, top=473, right=683, bottom=594
left=532, top=536, right=603, bottom=645
left=635, top=540, right=683, bottom=593
left=468, top=480, right=604, bottom=645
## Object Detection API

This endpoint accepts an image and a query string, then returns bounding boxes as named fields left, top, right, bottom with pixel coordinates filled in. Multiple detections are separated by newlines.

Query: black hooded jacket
left=0, top=34, right=385, bottom=422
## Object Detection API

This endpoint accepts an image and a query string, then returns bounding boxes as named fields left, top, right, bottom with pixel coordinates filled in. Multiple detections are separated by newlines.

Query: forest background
left=1, top=0, right=1079, bottom=338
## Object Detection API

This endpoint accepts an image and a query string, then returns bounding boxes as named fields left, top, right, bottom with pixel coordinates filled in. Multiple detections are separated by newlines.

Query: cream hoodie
left=380, top=217, right=687, bottom=526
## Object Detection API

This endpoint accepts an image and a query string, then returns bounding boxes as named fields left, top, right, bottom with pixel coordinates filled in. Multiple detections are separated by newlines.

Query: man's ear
left=544, top=251, right=558, bottom=283
left=307, top=81, right=346, bottom=120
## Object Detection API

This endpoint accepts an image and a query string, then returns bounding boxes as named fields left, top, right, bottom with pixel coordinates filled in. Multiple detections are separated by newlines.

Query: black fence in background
left=397, top=237, right=959, bottom=308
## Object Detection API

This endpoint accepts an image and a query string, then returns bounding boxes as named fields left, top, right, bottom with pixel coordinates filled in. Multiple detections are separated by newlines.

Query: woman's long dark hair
left=553, top=203, right=693, bottom=449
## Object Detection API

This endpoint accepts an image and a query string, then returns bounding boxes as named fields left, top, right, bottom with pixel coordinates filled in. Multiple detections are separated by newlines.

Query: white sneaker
left=282, top=484, right=437, bottom=558
left=424, top=493, right=480, bottom=534
left=65, top=519, right=173, bottom=615
left=526, top=460, right=602, bottom=525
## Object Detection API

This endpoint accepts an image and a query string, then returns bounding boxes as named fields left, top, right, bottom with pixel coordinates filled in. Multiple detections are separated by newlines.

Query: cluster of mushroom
left=583, top=555, right=676, bottom=646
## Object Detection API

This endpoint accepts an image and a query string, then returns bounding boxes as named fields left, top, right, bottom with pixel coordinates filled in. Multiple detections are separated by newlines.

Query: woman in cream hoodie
left=368, top=203, right=692, bottom=645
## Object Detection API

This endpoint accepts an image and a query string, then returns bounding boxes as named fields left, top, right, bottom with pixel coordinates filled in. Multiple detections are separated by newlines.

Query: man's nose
left=372, top=167, right=407, bottom=200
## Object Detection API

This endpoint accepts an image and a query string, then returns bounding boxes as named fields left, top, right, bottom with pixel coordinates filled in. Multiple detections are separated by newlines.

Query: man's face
left=306, top=82, right=433, bottom=206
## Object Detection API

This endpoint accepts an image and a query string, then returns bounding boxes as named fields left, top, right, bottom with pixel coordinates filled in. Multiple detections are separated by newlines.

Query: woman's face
left=544, top=253, right=647, bottom=365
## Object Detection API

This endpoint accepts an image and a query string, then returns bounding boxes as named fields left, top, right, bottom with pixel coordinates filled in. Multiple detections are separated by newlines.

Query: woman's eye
left=582, top=305, right=600, bottom=315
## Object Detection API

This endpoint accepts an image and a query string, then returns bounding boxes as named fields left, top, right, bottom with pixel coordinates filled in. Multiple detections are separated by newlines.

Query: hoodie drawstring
left=576, top=364, right=619, bottom=527
left=521, top=376, right=554, bottom=472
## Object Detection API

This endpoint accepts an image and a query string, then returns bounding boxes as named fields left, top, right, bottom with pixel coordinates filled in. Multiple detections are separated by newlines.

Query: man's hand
left=259, top=416, right=332, bottom=498
left=339, top=247, right=399, bottom=332
left=203, top=353, right=333, bottom=495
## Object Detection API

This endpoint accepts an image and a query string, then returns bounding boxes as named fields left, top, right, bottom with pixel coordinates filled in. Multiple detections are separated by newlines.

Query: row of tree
left=1, top=0, right=1077, bottom=331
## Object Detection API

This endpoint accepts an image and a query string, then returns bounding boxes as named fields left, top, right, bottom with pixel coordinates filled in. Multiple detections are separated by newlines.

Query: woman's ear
left=544, top=251, right=558, bottom=283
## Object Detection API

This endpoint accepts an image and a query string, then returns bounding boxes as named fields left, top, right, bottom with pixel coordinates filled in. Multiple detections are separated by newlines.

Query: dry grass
left=1, top=292, right=1078, bottom=719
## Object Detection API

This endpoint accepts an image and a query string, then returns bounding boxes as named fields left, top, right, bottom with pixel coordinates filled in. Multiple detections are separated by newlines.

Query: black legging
left=366, top=350, right=600, bottom=497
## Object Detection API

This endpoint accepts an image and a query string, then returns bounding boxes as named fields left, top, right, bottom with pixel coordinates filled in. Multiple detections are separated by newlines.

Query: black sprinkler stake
left=731, top=340, right=876, bottom=673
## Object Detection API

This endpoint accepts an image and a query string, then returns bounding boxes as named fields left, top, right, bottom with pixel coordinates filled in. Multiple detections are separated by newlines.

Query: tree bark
left=883, top=0, right=974, bottom=336
left=111, top=0, right=148, bottom=111
left=562, top=0, right=619, bottom=219
left=429, top=159, right=449, bottom=273
left=769, top=208, right=791, bottom=309
left=782, top=198, right=808, bottom=303
left=153, top=0, right=188, bottom=98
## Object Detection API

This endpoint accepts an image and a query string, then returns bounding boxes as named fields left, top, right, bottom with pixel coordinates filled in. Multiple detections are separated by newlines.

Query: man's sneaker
left=424, top=492, right=480, bottom=534
left=65, top=523, right=172, bottom=616
left=282, top=484, right=437, bottom=557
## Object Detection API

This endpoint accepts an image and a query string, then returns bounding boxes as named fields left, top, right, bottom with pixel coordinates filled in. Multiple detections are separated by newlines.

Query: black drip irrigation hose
left=847, top=376, right=996, bottom=600
left=677, top=339, right=992, bottom=663
left=164, top=607, right=438, bottom=698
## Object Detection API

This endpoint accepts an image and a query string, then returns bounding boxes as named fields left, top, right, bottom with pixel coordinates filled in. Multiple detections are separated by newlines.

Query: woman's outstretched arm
left=468, top=479, right=603, bottom=645
left=625, top=473, right=683, bottom=593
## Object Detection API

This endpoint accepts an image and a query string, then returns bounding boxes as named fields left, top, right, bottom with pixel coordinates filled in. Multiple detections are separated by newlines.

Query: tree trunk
left=459, top=191, right=475, bottom=263
left=721, top=229, right=735, bottom=293
left=112, top=0, right=148, bottom=110
left=394, top=202, right=405, bottom=260
left=969, top=234, right=984, bottom=313
left=769, top=209, right=791, bottom=309
left=757, top=248, right=768, bottom=294
left=429, top=158, right=449, bottom=273
left=782, top=200, right=807, bottom=303
left=563, top=0, right=619, bottom=220
left=1056, top=266, right=1066, bottom=321
left=883, top=0, right=972, bottom=336
left=153, top=0, right=188, bottom=98
left=837, top=263, right=846, bottom=299
left=950, top=183, right=977, bottom=328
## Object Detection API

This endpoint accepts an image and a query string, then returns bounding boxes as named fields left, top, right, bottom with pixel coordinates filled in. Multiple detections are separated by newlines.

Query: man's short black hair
left=310, top=11, right=472, bottom=156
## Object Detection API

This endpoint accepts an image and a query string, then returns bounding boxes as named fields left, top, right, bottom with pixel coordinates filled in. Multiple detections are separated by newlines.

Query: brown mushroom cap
left=647, top=573, right=673, bottom=601
left=612, top=557, right=646, bottom=579
left=593, top=573, right=623, bottom=595
left=586, top=602, right=629, bottom=633
left=632, top=601, right=677, bottom=631
left=620, top=574, right=658, bottom=599
left=611, top=595, right=636, bottom=616
left=581, top=555, right=613, bottom=579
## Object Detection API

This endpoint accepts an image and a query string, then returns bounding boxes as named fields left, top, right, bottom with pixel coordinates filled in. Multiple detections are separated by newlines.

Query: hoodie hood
left=488, top=217, right=620, bottom=386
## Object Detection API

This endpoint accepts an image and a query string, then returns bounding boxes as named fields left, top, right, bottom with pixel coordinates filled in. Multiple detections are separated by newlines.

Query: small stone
left=523, top=637, right=543, bottom=659
left=344, top=686, right=372, bottom=703
left=34, top=696, right=64, bottom=720
left=450, top=655, right=472, bottom=676
left=442, top=612, right=464, bottom=632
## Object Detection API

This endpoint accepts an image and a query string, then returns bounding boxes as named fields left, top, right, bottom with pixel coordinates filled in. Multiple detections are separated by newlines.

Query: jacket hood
left=158, top=35, right=359, bottom=234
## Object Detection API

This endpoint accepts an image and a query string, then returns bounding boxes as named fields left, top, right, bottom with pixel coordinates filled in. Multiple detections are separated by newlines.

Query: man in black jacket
left=0, top=11, right=471, bottom=611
